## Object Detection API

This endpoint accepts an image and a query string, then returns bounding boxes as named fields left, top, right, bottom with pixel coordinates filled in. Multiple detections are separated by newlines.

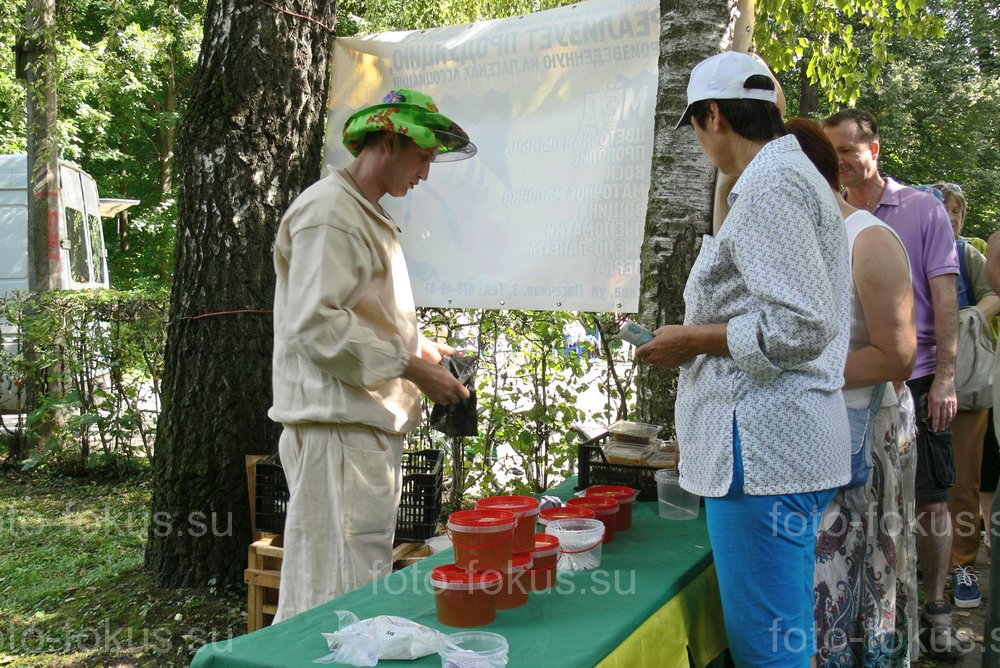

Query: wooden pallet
left=245, top=533, right=283, bottom=633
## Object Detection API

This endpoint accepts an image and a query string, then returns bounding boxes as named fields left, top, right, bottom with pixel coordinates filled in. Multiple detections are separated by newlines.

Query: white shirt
left=676, top=135, right=853, bottom=496
left=269, top=172, right=421, bottom=434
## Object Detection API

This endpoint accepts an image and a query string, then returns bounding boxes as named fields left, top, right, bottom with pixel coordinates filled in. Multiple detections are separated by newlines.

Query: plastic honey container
left=447, top=509, right=517, bottom=571
left=430, top=565, right=503, bottom=628
left=585, top=486, right=638, bottom=531
left=537, top=505, right=595, bottom=532
left=496, top=552, right=533, bottom=610
left=528, top=533, right=560, bottom=591
left=566, top=496, right=619, bottom=543
left=475, top=496, right=540, bottom=554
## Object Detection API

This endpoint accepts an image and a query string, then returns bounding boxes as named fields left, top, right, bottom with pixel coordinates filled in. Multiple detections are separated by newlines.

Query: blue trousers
left=705, top=421, right=836, bottom=667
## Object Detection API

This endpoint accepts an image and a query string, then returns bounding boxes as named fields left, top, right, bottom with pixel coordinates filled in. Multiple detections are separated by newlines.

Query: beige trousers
left=273, top=423, right=404, bottom=623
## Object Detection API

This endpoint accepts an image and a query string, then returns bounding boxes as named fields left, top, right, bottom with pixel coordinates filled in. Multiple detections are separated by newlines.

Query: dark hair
left=690, top=75, right=786, bottom=141
left=786, top=117, right=839, bottom=190
left=822, top=108, right=879, bottom=145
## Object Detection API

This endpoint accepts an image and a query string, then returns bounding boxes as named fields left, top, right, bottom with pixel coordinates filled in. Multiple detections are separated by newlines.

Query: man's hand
left=927, top=374, right=957, bottom=432
left=420, top=339, right=458, bottom=365
left=635, top=326, right=697, bottom=369
left=402, top=356, right=470, bottom=405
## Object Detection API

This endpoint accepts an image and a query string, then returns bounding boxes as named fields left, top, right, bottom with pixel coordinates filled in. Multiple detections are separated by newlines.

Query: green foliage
left=408, top=309, right=636, bottom=507
left=1, top=289, right=169, bottom=473
left=339, top=0, right=575, bottom=34
left=756, top=0, right=944, bottom=106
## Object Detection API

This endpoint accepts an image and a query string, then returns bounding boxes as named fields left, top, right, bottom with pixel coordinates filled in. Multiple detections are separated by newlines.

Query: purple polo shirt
left=872, top=177, right=958, bottom=379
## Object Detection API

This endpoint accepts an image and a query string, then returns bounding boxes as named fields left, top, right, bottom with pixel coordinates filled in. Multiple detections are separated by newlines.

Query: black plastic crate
left=255, top=458, right=289, bottom=534
left=395, top=449, right=445, bottom=541
left=576, top=433, right=659, bottom=502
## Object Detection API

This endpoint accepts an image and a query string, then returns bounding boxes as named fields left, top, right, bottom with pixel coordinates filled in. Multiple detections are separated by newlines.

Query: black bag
left=429, top=354, right=478, bottom=437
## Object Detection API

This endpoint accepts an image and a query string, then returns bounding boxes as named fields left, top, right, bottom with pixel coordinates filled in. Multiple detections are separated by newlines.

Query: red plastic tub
left=447, top=509, right=517, bottom=572
left=496, top=552, right=534, bottom=610
left=528, top=533, right=560, bottom=591
left=566, top=496, right=619, bottom=543
left=537, top=505, right=595, bottom=533
left=476, top=496, right=541, bottom=554
left=430, top=564, right=503, bottom=627
left=585, top=486, right=638, bottom=531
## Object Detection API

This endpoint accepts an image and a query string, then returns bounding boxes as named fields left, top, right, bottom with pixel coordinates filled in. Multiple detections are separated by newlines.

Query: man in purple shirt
left=823, top=109, right=968, bottom=660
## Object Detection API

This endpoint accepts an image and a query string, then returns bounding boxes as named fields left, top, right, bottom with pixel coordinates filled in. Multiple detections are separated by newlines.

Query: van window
left=88, top=214, right=105, bottom=284
left=65, top=206, right=90, bottom=283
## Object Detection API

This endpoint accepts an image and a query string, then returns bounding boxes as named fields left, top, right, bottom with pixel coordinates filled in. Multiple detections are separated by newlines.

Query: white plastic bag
left=314, top=611, right=445, bottom=665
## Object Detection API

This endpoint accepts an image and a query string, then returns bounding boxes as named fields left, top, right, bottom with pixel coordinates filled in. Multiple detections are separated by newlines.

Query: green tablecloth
left=193, top=477, right=717, bottom=667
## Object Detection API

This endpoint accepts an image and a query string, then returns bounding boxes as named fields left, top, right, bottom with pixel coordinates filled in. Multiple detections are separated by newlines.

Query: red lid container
left=585, top=485, right=638, bottom=531
left=538, top=505, right=595, bottom=531
left=566, top=496, right=619, bottom=543
left=476, top=496, right=541, bottom=554
left=529, top=534, right=560, bottom=591
left=447, top=509, right=517, bottom=572
left=430, top=565, right=503, bottom=627
left=496, top=552, right=534, bottom=610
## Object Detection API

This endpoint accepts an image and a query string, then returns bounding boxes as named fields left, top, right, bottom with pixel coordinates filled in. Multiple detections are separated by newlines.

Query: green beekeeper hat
left=342, top=89, right=476, bottom=162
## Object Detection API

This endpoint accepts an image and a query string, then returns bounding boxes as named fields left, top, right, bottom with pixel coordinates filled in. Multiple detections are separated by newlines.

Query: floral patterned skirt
left=814, top=404, right=911, bottom=667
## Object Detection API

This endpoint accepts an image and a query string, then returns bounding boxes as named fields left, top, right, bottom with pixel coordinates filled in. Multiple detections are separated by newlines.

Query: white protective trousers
left=273, top=422, right=403, bottom=622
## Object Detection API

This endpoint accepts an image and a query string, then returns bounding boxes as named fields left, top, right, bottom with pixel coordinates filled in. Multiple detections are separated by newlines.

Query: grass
left=0, top=468, right=244, bottom=667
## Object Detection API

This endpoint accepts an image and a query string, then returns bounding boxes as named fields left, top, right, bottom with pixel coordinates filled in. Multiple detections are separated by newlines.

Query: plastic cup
left=547, top=518, right=605, bottom=571
left=438, top=631, right=509, bottom=667
left=654, top=469, right=699, bottom=520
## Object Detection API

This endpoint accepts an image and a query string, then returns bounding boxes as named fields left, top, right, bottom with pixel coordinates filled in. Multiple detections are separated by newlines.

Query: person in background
left=981, top=230, right=1000, bottom=667
left=639, top=52, right=852, bottom=666
left=933, top=181, right=1000, bottom=607
left=787, top=117, right=917, bottom=665
left=269, top=89, right=472, bottom=621
left=822, top=109, right=967, bottom=659
left=935, top=182, right=1000, bottom=555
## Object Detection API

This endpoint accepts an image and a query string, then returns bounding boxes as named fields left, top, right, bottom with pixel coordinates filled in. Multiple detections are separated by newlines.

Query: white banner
left=324, top=0, right=659, bottom=312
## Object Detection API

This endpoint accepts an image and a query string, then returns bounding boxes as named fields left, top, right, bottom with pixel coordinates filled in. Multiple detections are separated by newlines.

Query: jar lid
left=530, top=533, right=560, bottom=558
left=505, top=552, right=534, bottom=573
left=538, top=506, right=595, bottom=524
left=585, top=485, right=637, bottom=504
left=476, top=495, right=541, bottom=518
left=430, top=564, right=503, bottom=590
left=448, top=509, right=518, bottom=533
left=567, top=496, right=619, bottom=515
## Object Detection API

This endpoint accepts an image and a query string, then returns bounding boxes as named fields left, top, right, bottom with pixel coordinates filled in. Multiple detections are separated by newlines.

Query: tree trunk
left=636, top=0, right=739, bottom=435
left=146, top=0, right=338, bottom=588
left=160, top=41, right=176, bottom=195
left=798, top=57, right=820, bottom=116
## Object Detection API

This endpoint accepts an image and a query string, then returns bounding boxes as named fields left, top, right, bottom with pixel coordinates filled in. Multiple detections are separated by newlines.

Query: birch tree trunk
left=146, top=0, right=338, bottom=587
left=636, top=0, right=740, bottom=434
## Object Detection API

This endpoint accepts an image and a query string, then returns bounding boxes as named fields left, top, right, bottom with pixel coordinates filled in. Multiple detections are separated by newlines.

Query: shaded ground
left=0, top=470, right=243, bottom=667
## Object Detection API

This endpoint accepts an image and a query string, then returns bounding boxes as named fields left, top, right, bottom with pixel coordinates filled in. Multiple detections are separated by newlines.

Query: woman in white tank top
left=788, top=118, right=918, bottom=666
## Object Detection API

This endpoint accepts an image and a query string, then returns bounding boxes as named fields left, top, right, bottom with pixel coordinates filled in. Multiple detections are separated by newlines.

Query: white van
left=0, top=154, right=137, bottom=412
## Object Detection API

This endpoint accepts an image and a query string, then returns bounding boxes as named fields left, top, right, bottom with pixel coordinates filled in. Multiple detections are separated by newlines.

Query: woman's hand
left=635, top=326, right=698, bottom=369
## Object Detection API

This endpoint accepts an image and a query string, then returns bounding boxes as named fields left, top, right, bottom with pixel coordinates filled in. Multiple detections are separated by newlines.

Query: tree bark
left=798, top=57, right=820, bottom=116
left=160, top=35, right=176, bottom=195
left=146, top=0, right=338, bottom=588
left=636, top=0, right=739, bottom=435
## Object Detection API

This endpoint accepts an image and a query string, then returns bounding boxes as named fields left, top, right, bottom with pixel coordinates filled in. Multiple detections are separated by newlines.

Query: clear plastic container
left=548, top=518, right=605, bottom=571
left=439, top=631, right=509, bottom=667
left=496, top=552, right=533, bottom=610
left=654, top=469, right=699, bottom=520
left=528, top=533, right=560, bottom=591
left=584, top=485, right=637, bottom=531
left=537, top=505, right=595, bottom=532
left=566, top=496, right=618, bottom=543
left=603, top=443, right=654, bottom=465
left=607, top=420, right=661, bottom=444
left=475, top=496, right=541, bottom=554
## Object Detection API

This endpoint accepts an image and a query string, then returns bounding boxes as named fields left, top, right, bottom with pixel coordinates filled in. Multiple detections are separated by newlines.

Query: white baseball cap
left=675, top=52, right=777, bottom=129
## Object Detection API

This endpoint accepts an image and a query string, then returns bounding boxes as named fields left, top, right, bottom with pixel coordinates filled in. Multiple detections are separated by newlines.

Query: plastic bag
left=315, top=611, right=445, bottom=665
left=430, top=355, right=478, bottom=437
